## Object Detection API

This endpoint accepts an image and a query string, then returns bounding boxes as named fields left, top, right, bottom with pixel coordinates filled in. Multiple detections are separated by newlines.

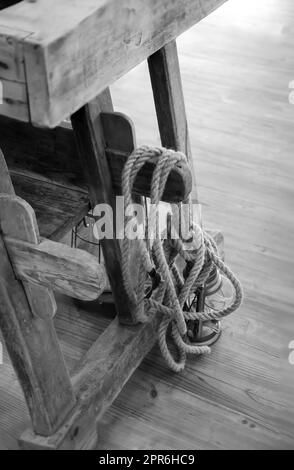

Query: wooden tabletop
left=0, top=0, right=226, bottom=127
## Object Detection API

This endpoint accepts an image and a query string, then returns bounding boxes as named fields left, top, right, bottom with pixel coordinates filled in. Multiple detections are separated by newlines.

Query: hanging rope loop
left=121, top=145, right=243, bottom=372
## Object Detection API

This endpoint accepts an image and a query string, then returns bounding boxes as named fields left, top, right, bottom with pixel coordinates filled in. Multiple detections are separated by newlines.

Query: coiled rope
left=121, top=146, right=243, bottom=372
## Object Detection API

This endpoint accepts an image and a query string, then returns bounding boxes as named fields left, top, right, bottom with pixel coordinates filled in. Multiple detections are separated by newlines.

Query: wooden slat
left=0, top=197, right=75, bottom=436
left=148, top=40, right=197, bottom=201
left=5, top=236, right=106, bottom=301
left=107, top=148, right=192, bottom=202
left=10, top=171, right=90, bottom=241
left=71, top=91, right=142, bottom=324
left=0, top=151, right=57, bottom=320
left=0, top=0, right=227, bottom=126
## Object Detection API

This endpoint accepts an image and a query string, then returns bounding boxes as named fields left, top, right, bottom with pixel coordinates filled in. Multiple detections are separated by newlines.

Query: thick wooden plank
left=5, top=236, right=106, bottom=301
left=0, top=150, right=57, bottom=320
left=71, top=91, right=140, bottom=324
left=107, top=149, right=192, bottom=202
left=0, top=0, right=227, bottom=126
left=0, top=24, right=28, bottom=119
left=148, top=40, right=197, bottom=201
left=10, top=171, right=90, bottom=241
left=0, top=172, right=76, bottom=434
left=0, top=233, right=75, bottom=436
left=103, top=111, right=192, bottom=202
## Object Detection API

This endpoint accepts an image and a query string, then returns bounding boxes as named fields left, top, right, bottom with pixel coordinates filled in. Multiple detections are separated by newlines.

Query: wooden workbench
left=0, top=0, right=228, bottom=450
left=0, top=0, right=226, bottom=127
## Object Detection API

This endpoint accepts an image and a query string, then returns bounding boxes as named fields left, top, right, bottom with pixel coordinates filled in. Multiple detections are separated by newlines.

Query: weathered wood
left=2, top=1, right=294, bottom=449
left=0, top=115, right=86, bottom=189
left=0, top=79, right=28, bottom=122
left=1, top=114, right=192, bottom=203
left=0, top=193, right=55, bottom=321
left=0, top=166, right=76, bottom=432
left=148, top=40, right=197, bottom=201
left=19, top=229, right=223, bottom=449
left=5, top=235, right=106, bottom=301
left=107, top=148, right=192, bottom=202
left=71, top=91, right=139, bottom=324
left=10, top=171, right=90, bottom=241
left=0, top=0, right=227, bottom=127
left=0, top=234, right=75, bottom=436
left=0, top=150, right=57, bottom=320
left=102, top=112, right=192, bottom=202
left=20, top=316, right=163, bottom=450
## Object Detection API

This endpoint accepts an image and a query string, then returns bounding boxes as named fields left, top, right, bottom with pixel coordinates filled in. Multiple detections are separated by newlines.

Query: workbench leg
left=71, top=88, right=137, bottom=325
left=0, top=248, right=75, bottom=436
left=0, top=150, right=75, bottom=437
left=148, top=40, right=198, bottom=202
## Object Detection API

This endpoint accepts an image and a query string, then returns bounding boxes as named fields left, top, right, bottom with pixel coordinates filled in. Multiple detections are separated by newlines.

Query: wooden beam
left=148, top=40, right=198, bottom=202
left=0, top=0, right=227, bottom=126
left=0, top=232, right=75, bottom=437
left=0, top=151, right=58, bottom=320
left=102, top=111, right=192, bottom=202
left=107, top=148, right=192, bottom=202
left=0, top=78, right=29, bottom=121
left=10, top=171, right=90, bottom=241
left=0, top=25, right=29, bottom=120
left=71, top=90, right=139, bottom=324
left=0, top=160, right=76, bottom=434
left=4, top=236, right=106, bottom=301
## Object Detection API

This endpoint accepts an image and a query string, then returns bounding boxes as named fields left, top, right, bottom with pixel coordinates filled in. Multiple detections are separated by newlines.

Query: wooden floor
left=1, top=0, right=294, bottom=449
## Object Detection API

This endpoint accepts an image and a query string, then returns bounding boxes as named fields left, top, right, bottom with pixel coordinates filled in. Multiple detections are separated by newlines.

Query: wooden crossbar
left=3, top=235, right=106, bottom=301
